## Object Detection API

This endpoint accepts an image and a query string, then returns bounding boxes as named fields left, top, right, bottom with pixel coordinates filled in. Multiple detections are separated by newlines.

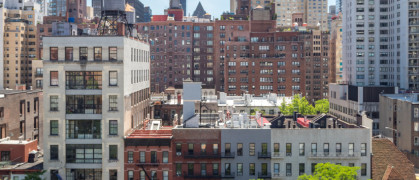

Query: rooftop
left=0, top=138, right=37, bottom=145
left=0, top=89, right=42, bottom=97
left=381, top=93, right=419, bottom=104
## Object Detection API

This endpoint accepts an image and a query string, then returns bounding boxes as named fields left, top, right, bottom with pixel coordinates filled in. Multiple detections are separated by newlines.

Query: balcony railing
left=221, top=172, right=235, bottom=178
left=184, top=152, right=220, bottom=159
left=137, top=160, right=160, bottom=166
left=183, top=172, right=220, bottom=179
left=66, top=104, right=102, bottom=114
left=258, top=172, right=272, bottom=179
left=221, top=152, right=235, bottom=158
left=258, top=152, right=271, bottom=158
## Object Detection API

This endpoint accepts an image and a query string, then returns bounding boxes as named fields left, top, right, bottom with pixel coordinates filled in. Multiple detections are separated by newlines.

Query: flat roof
left=382, top=93, right=419, bottom=104
left=126, top=129, right=173, bottom=139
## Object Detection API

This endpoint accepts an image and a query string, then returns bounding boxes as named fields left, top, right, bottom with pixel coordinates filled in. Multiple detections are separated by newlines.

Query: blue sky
left=87, top=0, right=336, bottom=18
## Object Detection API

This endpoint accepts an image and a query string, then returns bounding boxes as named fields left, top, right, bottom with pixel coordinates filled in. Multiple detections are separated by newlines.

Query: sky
left=87, top=0, right=336, bottom=19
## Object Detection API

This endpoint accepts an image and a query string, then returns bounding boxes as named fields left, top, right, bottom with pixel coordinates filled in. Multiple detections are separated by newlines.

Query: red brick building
left=124, top=129, right=173, bottom=180
left=0, top=139, right=38, bottom=163
left=172, top=128, right=221, bottom=179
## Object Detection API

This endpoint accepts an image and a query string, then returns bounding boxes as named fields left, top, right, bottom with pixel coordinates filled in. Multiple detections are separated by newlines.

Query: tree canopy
left=298, top=163, right=360, bottom=180
left=279, top=95, right=329, bottom=115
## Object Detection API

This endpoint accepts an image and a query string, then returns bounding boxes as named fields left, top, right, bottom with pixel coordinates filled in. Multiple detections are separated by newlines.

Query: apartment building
left=92, top=0, right=102, bottom=17
left=342, top=0, right=419, bottom=89
left=47, top=0, right=66, bottom=17
left=379, top=93, right=419, bottom=160
left=1, top=0, right=42, bottom=90
left=0, top=90, right=43, bottom=144
left=31, top=60, right=43, bottom=89
left=42, top=36, right=150, bottom=180
left=329, top=13, right=343, bottom=84
left=275, top=0, right=329, bottom=29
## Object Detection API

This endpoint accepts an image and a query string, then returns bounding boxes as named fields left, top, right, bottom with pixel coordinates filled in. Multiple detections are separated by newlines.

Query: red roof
left=256, top=117, right=270, bottom=126
left=297, top=117, right=310, bottom=128
left=152, top=15, right=168, bottom=22
left=127, top=129, right=172, bottom=139
left=167, top=9, right=184, bottom=21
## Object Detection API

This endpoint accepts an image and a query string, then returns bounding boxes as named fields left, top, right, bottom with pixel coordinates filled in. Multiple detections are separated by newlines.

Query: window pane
left=50, top=71, right=58, bottom=86
left=80, top=47, right=88, bottom=61
left=50, top=47, right=58, bottom=60
left=109, top=71, right=118, bottom=86
left=94, top=47, right=102, bottom=61
left=109, top=47, right=117, bottom=60
left=50, top=120, right=58, bottom=135
left=109, top=145, right=117, bottom=160
left=65, top=47, right=73, bottom=61
left=50, top=145, right=58, bottom=160
left=109, top=120, right=118, bottom=135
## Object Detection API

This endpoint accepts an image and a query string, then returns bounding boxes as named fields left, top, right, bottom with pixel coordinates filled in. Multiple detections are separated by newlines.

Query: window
left=274, top=143, right=280, bottom=156
left=65, top=144, right=102, bottom=163
left=299, top=143, right=305, bottom=156
left=225, top=163, right=231, bottom=175
left=50, top=47, right=58, bottom=60
left=0, top=151, right=10, bottom=161
left=66, top=95, right=102, bottom=114
left=50, top=120, right=58, bottom=135
left=50, top=71, right=58, bottom=86
left=201, top=163, right=206, bottom=176
left=163, top=151, right=168, bottom=163
left=323, top=143, right=329, bottom=156
left=299, top=163, right=305, bottom=175
left=139, top=152, right=145, bottom=163
left=286, top=143, right=292, bottom=156
left=109, top=47, right=117, bottom=60
left=249, top=163, right=255, bottom=175
left=50, top=96, right=58, bottom=111
left=65, top=47, right=73, bottom=61
left=163, top=171, right=168, bottom=180
left=188, top=143, right=194, bottom=155
left=176, top=164, right=182, bottom=176
left=225, top=143, right=231, bottom=155
left=201, top=143, right=206, bottom=154
left=79, top=47, right=88, bottom=61
left=65, top=72, right=102, bottom=90
left=237, top=143, right=243, bottom=156
left=261, top=143, right=268, bottom=156
left=361, top=143, right=367, bottom=156
left=109, top=145, right=118, bottom=160
left=109, top=95, right=118, bottom=111
left=128, top=151, right=133, bottom=163
left=249, top=143, right=255, bottom=156
left=336, top=143, right=342, bottom=155
left=237, top=163, right=243, bottom=176
left=188, top=163, right=194, bottom=175
left=94, top=47, right=102, bottom=61
left=211, top=144, right=217, bottom=155
left=286, top=163, right=292, bottom=176
left=140, top=171, right=145, bottom=180
left=50, top=145, right=58, bottom=160
left=109, top=71, right=118, bottom=86
left=274, top=163, right=279, bottom=176
left=361, top=163, right=367, bottom=176
left=213, top=163, right=219, bottom=175
left=349, top=143, right=354, bottom=156
left=176, top=143, right=182, bottom=153
left=311, top=143, right=317, bottom=156
left=109, top=120, right=118, bottom=135
left=128, top=171, right=133, bottom=180
left=311, top=163, right=317, bottom=174
left=109, top=170, right=117, bottom=180
left=150, top=151, right=157, bottom=163
left=50, top=170, right=59, bottom=180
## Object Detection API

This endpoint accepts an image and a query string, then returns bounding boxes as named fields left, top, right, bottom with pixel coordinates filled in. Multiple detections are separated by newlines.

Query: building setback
left=42, top=36, right=150, bottom=180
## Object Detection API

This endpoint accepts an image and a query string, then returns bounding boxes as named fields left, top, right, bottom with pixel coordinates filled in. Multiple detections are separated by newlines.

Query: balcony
left=184, top=152, right=220, bottom=159
left=410, top=5, right=419, bottom=10
left=221, top=152, right=235, bottom=158
left=136, top=160, right=160, bottom=166
left=308, top=152, right=361, bottom=159
left=221, top=172, right=235, bottom=178
left=258, top=152, right=271, bottom=158
left=258, top=172, right=272, bottom=179
left=66, top=104, right=102, bottom=114
left=34, top=73, right=43, bottom=78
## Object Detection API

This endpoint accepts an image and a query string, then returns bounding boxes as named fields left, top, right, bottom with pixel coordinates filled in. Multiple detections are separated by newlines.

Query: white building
left=42, top=36, right=150, bottom=180
left=342, top=0, right=419, bottom=90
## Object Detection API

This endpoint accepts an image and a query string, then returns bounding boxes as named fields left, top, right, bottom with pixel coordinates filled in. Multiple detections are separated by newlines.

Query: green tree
left=24, top=170, right=46, bottom=180
left=279, top=98, right=290, bottom=115
left=314, top=99, right=329, bottom=114
left=280, top=95, right=315, bottom=116
left=298, top=163, right=359, bottom=180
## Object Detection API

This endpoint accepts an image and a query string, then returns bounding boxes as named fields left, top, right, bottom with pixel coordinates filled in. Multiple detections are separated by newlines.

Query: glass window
left=163, top=171, right=168, bottom=180
left=139, top=151, right=145, bottom=163
left=361, top=163, right=367, bottom=176
left=249, top=143, right=255, bottom=156
left=311, top=143, right=317, bottom=156
left=188, top=144, right=194, bottom=155
left=163, top=151, right=168, bottom=163
left=286, top=163, right=292, bottom=176
left=50, top=145, right=58, bottom=160
left=65, top=71, right=102, bottom=90
left=324, top=143, right=329, bottom=156
left=249, top=163, right=255, bottom=175
left=109, top=47, right=117, bottom=60
left=128, top=151, right=133, bottom=163
left=65, top=144, right=102, bottom=163
left=109, top=95, right=118, bottom=111
left=176, top=164, right=182, bottom=176
left=336, top=143, right=342, bottom=155
left=66, top=120, right=101, bottom=139
left=213, top=163, right=219, bottom=175
left=349, top=143, right=354, bottom=156
left=109, top=71, right=118, bottom=86
left=188, top=163, right=194, bottom=175
left=65, top=47, right=73, bottom=61
left=213, top=144, right=218, bottom=155
left=299, top=163, right=305, bottom=175
left=237, top=143, right=243, bottom=156
left=274, top=143, right=280, bottom=156
left=237, top=163, right=243, bottom=176
left=94, top=47, right=102, bottom=61
left=311, top=163, right=317, bottom=174
left=109, top=120, right=118, bottom=135
left=50, top=96, right=58, bottom=111
left=286, top=143, right=292, bottom=156
left=224, top=163, right=231, bottom=175
left=128, top=171, right=133, bottom=180
left=140, top=171, right=145, bottom=180
left=50, top=47, right=58, bottom=60
left=274, top=163, right=279, bottom=176
left=109, top=170, right=117, bottom=180
left=1, top=151, right=10, bottom=161
left=261, top=163, right=268, bottom=175
left=361, top=143, right=367, bottom=156
left=201, top=143, right=206, bottom=154
left=201, top=163, right=206, bottom=176
left=261, top=143, right=268, bottom=155
left=109, top=145, right=117, bottom=160
left=50, top=71, right=58, bottom=86
left=176, top=143, right=182, bottom=153
left=299, top=143, right=305, bottom=156
left=50, top=120, right=58, bottom=135
left=79, top=47, right=88, bottom=61
left=66, top=95, right=102, bottom=114
left=225, top=143, right=231, bottom=155
left=150, top=151, right=157, bottom=163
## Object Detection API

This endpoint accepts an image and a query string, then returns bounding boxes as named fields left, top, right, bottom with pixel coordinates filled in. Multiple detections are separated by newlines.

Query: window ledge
left=108, top=110, right=119, bottom=112
left=108, top=135, right=119, bottom=137
left=49, top=135, right=59, bottom=137
left=108, top=159, right=119, bottom=163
